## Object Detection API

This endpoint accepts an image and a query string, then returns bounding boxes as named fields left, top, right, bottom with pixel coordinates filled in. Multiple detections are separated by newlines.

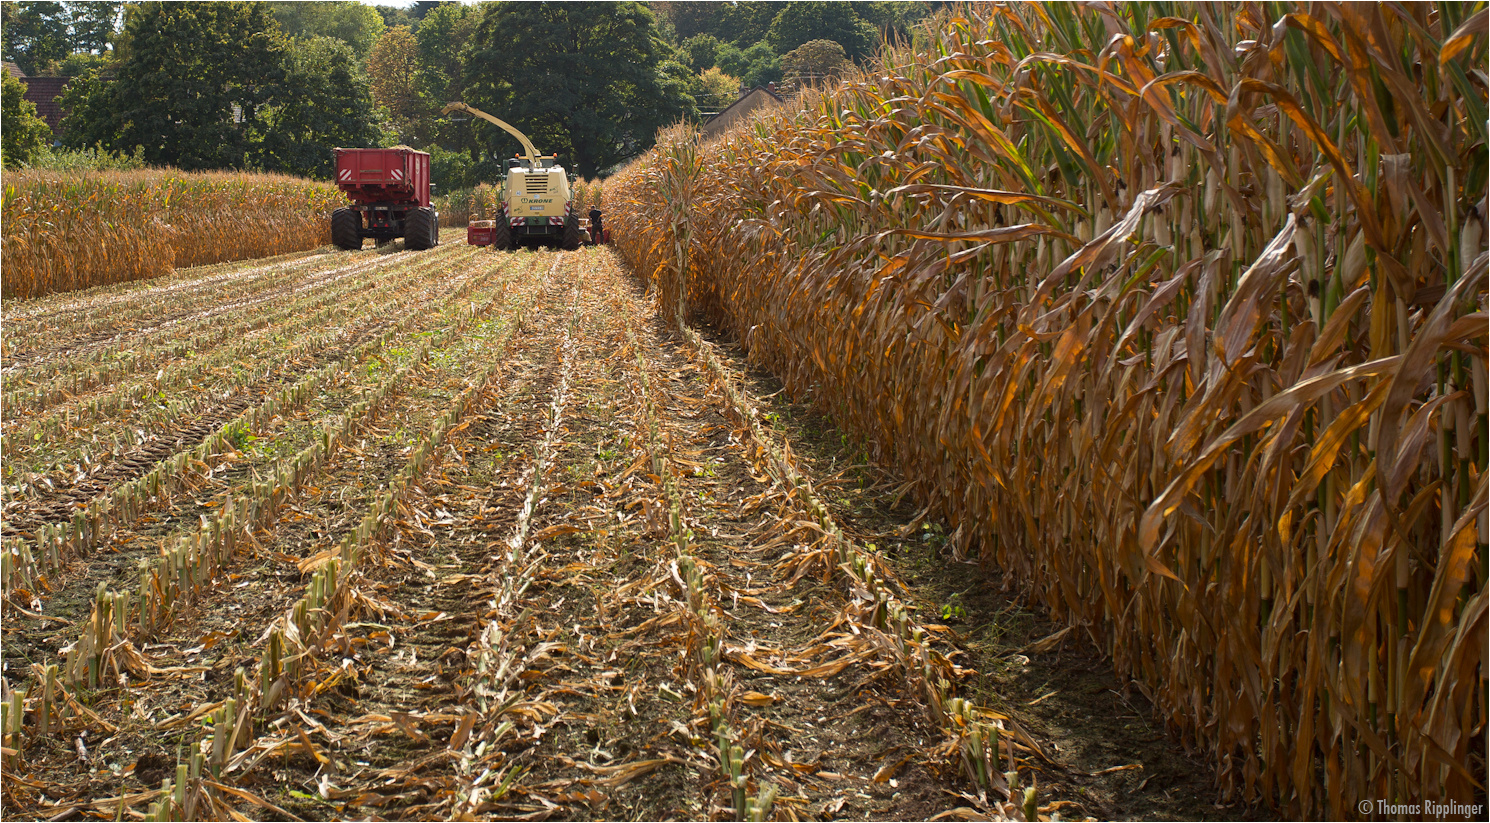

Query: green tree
left=65, top=2, right=121, bottom=53
left=253, top=36, right=385, bottom=177
left=717, top=1, right=788, bottom=46
left=415, top=1, right=472, bottom=96
left=781, top=38, right=848, bottom=86
left=766, top=1, right=876, bottom=60
left=267, top=1, right=384, bottom=61
left=696, top=67, right=738, bottom=111
left=370, top=4, right=416, bottom=30
left=55, top=50, right=112, bottom=76
left=366, top=24, right=433, bottom=144
left=850, top=1, right=935, bottom=45
left=2, top=1, right=70, bottom=74
left=680, top=33, right=718, bottom=72
left=715, top=41, right=781, bottom=89
left=55, top=66, right=120, bottom=149
left=464, top=1, right=693, bottom=177
left=658, top=55, right=699, bottom=122
left=414, top=3, right=477, bottom=155
left=655, top=1, right=785, bottom=47
left=103, top=2, right=289, bottom=170
left=2, top=71, right=52, bottom=166
left=410, top=1, right=445, bottom=21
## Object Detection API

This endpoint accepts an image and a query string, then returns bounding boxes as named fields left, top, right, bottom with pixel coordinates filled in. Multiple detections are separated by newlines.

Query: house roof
left=702, top=86, right=785, bottom=137
left=3, top=62, right=24, bottom=78
left=19, top=76, right=72, bottom=134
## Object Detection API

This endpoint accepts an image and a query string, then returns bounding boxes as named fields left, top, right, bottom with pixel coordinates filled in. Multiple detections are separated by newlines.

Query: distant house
left=702, top=84, right=784, bottom=139
left=15, top=71, right=74, bottom=137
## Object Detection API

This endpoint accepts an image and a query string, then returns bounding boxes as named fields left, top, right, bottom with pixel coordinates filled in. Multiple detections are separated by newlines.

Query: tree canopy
left=782, top=39, right=849, bottom=86
left=1, top=2, right=122, bottom=73
left=2, top=1, right=71, bottom=74
left=33, top=0, right=938, bottom=187
left=266, top=1, right=385, bottom=61
left=715, top=41, right=781, bottom=89
left=654, top=1, right=786, bottom=47
left=366, top=24, right=431, bottom=145
left=767, top=2, right=877, bottom=59
left=681, top=33, right=720, bottom=73
left=58, top=1, right=382, bottom=177
left=463, top=1, right=692, bottom=177
left=254, top=35, right=386, bottom=178
left=2, top=70, right=52, bottom=167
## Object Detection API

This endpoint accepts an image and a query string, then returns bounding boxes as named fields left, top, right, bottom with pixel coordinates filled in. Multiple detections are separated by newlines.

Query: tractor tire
left=331, top=207, right=361, bottom=251
left=405, top=207, right=436, bottom=251
left=561, top=212, right=582, bottom=251
left=492, top=214, right=514, bottom=251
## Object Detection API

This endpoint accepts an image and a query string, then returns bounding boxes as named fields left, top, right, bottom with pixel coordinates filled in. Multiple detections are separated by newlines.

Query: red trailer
left=467, top=220, right=496, bottom=246
left=331, top=147, right=439, bottom=251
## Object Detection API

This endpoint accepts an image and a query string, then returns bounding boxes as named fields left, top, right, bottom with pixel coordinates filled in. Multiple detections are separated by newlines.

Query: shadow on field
left=692, top=320, right=1268, bottom=823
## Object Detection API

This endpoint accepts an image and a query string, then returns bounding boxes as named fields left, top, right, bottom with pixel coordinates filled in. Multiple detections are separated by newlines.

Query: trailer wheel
left=331, top=208, right=361, bottom=250
left=561, top=212, right=582, bottom=251
left=405, top=207, right=435, bottom=251
left=492, top=214, right=514, bottom=251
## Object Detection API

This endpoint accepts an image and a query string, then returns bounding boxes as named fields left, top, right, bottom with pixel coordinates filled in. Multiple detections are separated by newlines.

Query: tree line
left=2, top=1, right=936, bottom=182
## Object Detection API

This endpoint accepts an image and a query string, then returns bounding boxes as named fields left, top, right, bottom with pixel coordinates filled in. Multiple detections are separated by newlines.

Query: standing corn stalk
left=1, top=169, right=341, bottom=300
left=650, top=124, right=703, bottom=329
left=609, top=2, right=1489, bottom=817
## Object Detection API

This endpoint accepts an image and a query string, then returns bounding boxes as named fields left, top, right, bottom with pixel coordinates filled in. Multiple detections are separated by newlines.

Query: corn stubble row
left=1, top=170, right=342, bottom=300
left=610, top=3, right=1487, bottom=817
left=0, top=255, right=538, bottom=819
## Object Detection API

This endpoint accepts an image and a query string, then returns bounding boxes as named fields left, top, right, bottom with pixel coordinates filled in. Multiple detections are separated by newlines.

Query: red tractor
left=331, top=147, right=439, bottom=251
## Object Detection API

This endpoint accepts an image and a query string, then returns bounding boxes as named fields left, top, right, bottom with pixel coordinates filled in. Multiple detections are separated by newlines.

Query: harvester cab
left=442, top=102, right=584, bottom=251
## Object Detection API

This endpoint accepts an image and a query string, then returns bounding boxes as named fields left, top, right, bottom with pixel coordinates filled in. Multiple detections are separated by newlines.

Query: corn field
left=434, top=183, right=501, bottom=227
left=1, top=170, right=343, bottom=300
left=610, top=2, right=1488, bottom=817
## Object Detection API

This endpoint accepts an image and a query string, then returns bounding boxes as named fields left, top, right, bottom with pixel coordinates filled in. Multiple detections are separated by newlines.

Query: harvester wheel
left=405, top=207, right=436, bottom=251
left=331, top=208, right=361, bottom=251
left=492, top=214, right=514, bottom=251
left=561, top=212, right=582, bottom=251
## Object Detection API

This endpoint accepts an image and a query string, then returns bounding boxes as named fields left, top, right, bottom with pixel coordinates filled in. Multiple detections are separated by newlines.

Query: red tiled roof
left=19, top=76, right=71, bottom=135
left=3, top=62, right=24, bottom=79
